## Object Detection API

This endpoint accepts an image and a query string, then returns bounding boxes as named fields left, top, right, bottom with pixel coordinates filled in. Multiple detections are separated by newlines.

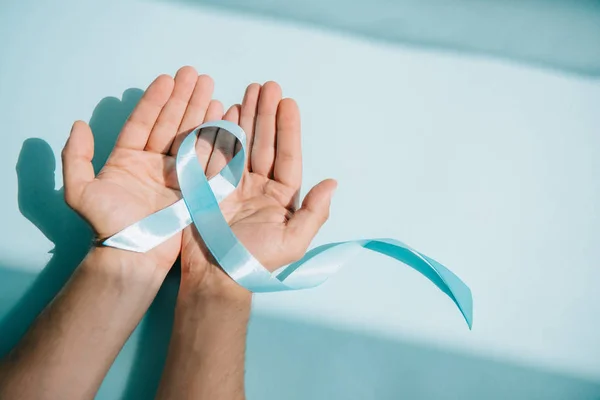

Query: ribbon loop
left=104, top=121, right=473, bottom=329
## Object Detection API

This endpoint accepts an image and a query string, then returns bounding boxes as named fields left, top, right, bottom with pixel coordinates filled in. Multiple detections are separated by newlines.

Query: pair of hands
left=61, top=66, right=337, bottom=298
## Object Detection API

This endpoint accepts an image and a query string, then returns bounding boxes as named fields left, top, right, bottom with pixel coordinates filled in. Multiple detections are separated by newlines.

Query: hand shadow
left=2, top=88, right=179, bottom=399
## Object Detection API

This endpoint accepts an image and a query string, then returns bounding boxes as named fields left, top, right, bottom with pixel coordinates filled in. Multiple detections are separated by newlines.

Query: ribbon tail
left=275, top=239, right=473, bottom=329
left=362, top=239, right=473, bottom=329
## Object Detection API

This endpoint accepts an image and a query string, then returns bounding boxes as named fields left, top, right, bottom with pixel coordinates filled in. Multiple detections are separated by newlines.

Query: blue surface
left=1, top=0, right=599, bottom=398
left=164, top=0, right=600, bottom=76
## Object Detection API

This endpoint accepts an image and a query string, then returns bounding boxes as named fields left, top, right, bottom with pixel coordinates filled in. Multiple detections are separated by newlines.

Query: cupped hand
left=62, top=67, right=223, bottom=270
left=180, top=82, right=337, bottom=296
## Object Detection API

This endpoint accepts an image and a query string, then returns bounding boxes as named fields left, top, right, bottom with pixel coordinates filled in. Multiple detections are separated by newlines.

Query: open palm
left=62, top=68, right=223, bottom=269
left=180, top=82, right=336, bottom=294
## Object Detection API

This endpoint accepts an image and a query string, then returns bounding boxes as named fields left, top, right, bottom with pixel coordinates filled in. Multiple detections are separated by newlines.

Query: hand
left=180, top=82, right=337, bottom=298
left=62, top=67, right=223, bottom=271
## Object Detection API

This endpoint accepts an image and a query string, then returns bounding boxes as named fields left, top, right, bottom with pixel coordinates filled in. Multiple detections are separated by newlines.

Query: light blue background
left=1, top=0, right=599, bottom=398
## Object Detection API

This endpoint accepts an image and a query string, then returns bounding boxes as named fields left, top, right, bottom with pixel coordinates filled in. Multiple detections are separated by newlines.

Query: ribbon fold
left=103, top=121, right=473, bottom=329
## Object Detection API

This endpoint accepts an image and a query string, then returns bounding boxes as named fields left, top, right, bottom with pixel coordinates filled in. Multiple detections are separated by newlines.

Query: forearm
left=0, top=247, right=167, bottom=400
left=156, top=268, right=251, bottom=400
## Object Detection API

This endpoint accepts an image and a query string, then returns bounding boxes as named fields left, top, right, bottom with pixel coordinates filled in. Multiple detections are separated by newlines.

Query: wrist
left=179, top=259, right=252, bottom=308
left=82, top=246, right=168, bottom=289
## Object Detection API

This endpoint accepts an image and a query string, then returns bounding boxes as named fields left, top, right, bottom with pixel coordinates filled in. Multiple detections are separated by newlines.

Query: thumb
left=286, top=179, right=337, bottom=258
left=61, top=120, right=95, bottom=208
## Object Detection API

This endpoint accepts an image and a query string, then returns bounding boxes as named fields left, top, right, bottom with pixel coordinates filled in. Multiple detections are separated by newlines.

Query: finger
left=170, top=74, right=215, bottom=156
left=274, top=98, right=302, bottom=189
left=239, top=83, right=261, bottom=169
left=285, top=179, right=337, bottom=256
left=115, top=74, right=174, bottom=150
left=224, top=104, right=241, bottom=125
left=146, top=66, right=198, bottom=153
left=252, top=81, right=281, bottom=177
left=61, top=121, right=96, bottom=208
left=204, top=99, right=224, bottom=122
left=206, top=104, right=241, bottom=178
left=195, top=100, right=224, bottom=169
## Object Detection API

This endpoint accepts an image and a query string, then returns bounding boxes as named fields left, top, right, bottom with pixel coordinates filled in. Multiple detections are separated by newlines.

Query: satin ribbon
left=103, top=121, right=473, bottom=329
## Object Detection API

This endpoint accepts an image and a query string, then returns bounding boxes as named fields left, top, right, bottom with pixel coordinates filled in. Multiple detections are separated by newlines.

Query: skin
left=0, top=67, right=336, bottom=400
left=157, top=82, right=336, bottom=400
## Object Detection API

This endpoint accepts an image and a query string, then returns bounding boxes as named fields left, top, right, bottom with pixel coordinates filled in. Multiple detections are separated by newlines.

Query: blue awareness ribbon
left=103, top=120, right=473, bottom=329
